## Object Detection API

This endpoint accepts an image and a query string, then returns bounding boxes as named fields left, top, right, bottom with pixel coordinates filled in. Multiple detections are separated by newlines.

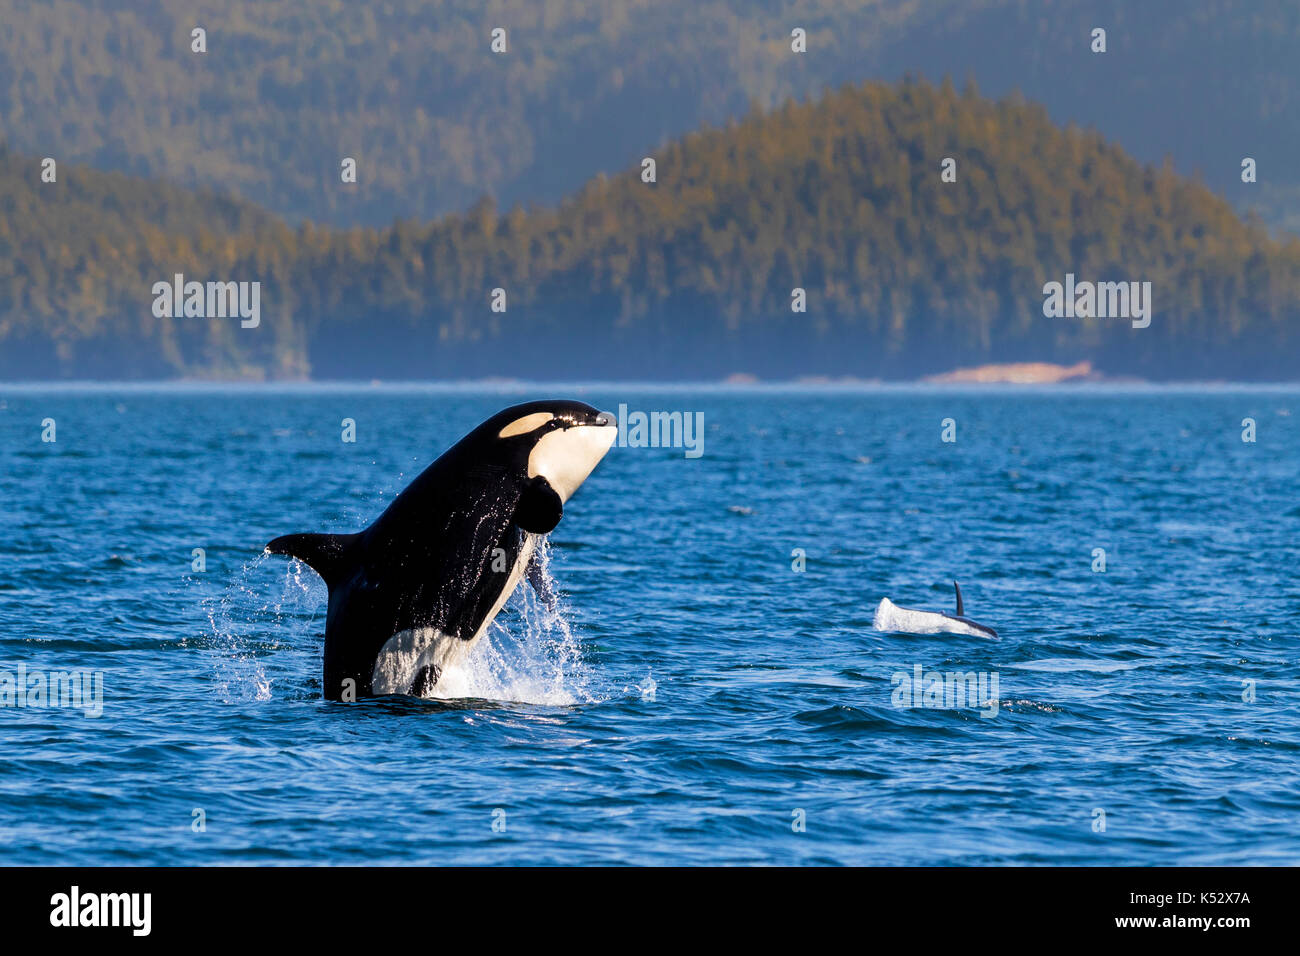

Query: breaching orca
left=873, top=582, right=998, bottom=638
left=266, top=400, right=617, bottom=700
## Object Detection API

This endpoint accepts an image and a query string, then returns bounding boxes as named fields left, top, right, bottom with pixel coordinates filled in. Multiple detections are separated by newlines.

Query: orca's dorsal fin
left=954, top=581, right=964, bottom=617
left=266, top=532, right=360, bottom=590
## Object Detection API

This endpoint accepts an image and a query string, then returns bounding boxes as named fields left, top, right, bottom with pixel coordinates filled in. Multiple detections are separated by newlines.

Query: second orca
left=873, top=582, right=998, bottom=638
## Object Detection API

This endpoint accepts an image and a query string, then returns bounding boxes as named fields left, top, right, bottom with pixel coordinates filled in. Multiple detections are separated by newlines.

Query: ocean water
left=0, top=384, right=1296, bottom=865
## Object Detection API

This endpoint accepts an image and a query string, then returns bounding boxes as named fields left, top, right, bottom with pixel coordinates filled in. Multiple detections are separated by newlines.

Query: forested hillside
left=3, top=79, right=1297, bottom=381
left=0, top=144, right=295, bottom=378
left=1, top=0, right=1297, bottom=227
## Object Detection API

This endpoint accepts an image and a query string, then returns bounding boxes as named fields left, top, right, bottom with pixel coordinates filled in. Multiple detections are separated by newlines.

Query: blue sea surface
left=0, top=384, right=1296, bottom=865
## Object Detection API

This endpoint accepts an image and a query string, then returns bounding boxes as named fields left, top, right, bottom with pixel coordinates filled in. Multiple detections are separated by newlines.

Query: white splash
left=423, top=538, right=598, bottom=706
left=205, top=538, right=597, bottom=707
left=203, top=551, right=321, bottom=703
left=636, top=672, right=657, bottom=702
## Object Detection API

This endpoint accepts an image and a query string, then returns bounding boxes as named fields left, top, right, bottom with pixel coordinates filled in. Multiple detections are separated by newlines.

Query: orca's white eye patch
left=498, top=412, right=555, bottom=438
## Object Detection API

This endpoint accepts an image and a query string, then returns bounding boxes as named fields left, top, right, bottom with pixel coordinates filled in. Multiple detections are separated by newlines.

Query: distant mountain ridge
left=1, top=0, right=1297, bottom=228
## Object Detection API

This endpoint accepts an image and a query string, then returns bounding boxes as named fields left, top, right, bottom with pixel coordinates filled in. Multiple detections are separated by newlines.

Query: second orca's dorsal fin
left=954, top=581, right=964, bottom=617
left=266, top=531, right=360, bottom=590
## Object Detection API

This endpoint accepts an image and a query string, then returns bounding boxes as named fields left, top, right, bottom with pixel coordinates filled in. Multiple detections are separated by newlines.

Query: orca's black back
left=323, top=453, right=529, bottom=696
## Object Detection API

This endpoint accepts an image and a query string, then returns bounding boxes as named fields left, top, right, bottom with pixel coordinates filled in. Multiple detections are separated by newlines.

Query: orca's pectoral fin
left=954, top=580, right=964, bottom=617
left=514, top=476, right=563, bottom=534
left=525, top=549, right=558, bottom=611
left=265, top=531, right=359, bottom=589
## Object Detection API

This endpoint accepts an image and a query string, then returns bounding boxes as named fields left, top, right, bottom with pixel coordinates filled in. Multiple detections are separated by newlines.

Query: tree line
left=2, top=78, right=1298, bottom=380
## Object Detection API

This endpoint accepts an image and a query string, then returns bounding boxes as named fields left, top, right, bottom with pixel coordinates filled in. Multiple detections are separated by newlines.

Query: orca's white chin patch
left=527, top=422, right=617, bottom=502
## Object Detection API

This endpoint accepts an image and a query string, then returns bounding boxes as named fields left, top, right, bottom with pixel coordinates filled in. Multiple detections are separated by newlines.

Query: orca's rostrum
left=266, top=401, right=617, bottom=701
